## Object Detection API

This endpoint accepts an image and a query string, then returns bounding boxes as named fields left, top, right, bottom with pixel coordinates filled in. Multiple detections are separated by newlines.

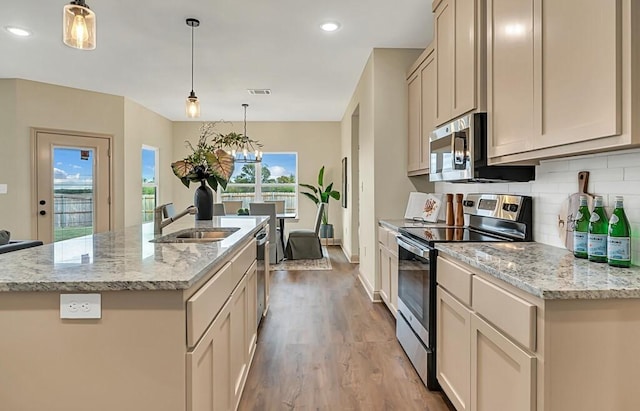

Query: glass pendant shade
left=63, top=2, right=96, bottom=50
left=186, top=92, right=200, bottom=118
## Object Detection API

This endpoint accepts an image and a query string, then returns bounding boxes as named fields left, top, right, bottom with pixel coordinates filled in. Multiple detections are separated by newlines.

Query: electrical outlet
left=0, top=184, right=7, bottom=194
left=60, top=294, right=101, bottom=319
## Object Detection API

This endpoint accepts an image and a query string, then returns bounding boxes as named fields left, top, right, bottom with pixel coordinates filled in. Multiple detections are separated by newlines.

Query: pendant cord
left=191, top=25, right=194, bottom=92
left=244, top=105, right=247, bottom=136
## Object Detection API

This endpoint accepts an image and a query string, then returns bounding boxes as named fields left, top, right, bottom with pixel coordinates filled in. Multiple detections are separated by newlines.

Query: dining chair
left=249, top=202, right=284, bottom=263
left=285, top=203, right=324, bottom=260
left=222, top=200, right=243, bottom=215
left=212, top=203, right=226, bottom=216
left=265, top=200, right=285, bottom=214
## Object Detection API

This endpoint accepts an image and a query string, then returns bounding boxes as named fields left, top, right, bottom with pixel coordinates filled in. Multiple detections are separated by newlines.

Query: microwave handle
left=453, top=132, right=466, bottom=169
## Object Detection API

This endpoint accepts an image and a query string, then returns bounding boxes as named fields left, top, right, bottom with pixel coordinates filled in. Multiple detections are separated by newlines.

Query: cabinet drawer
left=187, top=262, right=236, bottom=348
left=438, top=257, right=472, bottom=306
left=233, top=239, right=256, bottom=280
left=472, top=276, right=536, bottom=352
left=387, top=230, right=399, bottom=253
left=378, top=226, right=387, bottom=245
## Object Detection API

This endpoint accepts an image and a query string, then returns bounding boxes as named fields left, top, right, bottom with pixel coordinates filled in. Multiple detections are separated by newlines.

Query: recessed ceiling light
left=320, top=22, right=341, bottom=32
left=5, top=26, right=32, bottom=37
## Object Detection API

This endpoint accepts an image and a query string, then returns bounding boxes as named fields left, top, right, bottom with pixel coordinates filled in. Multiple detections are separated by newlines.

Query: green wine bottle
left=588, top=195, right=608, bottom=263
left=573, top=195, right=590, bottom=259
left=607, top=196, right=631, bottom=268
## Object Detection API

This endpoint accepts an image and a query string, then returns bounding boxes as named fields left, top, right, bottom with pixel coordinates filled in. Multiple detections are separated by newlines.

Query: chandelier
left=230, top=104, right=262, bottom=163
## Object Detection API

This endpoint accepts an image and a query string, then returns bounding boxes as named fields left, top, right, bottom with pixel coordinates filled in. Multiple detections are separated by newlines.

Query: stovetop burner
left=399, top=226, right=508, bottom=245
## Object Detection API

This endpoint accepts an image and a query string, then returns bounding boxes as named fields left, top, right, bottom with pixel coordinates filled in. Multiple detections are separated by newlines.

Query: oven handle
left=397, top=236, right=430, bottom=259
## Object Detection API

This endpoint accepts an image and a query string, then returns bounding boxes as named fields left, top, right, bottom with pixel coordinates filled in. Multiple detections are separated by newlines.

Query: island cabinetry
left=377, top=224, right=399, bottom=315
left=488, top=0, right=639, bottom=164
left=407, top=44, right=435, bottom=176
left=433, top=0, right=484, bottom=127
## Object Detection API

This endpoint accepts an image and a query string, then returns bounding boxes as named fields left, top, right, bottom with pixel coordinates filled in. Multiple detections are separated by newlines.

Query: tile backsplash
left=435, top=148, right=640, bottom=265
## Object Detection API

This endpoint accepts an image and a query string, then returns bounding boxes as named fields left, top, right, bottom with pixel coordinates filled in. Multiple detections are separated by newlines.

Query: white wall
left=341, top=48, right=430, bottom=295
left=436, top=148, right=640, bottom=265
left=171, top=121, right=342, bottom=238
left=0, top=79, right=175, bottom=239
left=0, top=79, right=126, bottom=239
left=123, top=99, right=174, bottom=226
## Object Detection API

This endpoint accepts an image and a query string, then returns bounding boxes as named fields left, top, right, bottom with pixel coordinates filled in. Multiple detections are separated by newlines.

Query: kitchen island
left=0, top=216, right=268, bottom=411
left=434, top=242, right=640, bottom=411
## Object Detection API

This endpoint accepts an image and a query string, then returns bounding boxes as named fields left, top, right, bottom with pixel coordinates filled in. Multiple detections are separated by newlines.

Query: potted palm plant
left=300, top=166, right=341, bottom=238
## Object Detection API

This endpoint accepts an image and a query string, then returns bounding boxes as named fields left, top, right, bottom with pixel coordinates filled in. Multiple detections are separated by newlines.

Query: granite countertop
left=0, top=216, right=268, bottom=292
left=379, top=219, right=447, bottom=231
left=436, top=242, right=640, bottom=300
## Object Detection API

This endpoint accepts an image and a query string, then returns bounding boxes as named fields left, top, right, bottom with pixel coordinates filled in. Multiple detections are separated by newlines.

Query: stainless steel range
left=395, top=193, right=533, bottom=390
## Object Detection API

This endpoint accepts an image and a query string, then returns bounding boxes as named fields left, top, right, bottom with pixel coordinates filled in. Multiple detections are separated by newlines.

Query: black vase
left=194, top=180, right=213, bottom=220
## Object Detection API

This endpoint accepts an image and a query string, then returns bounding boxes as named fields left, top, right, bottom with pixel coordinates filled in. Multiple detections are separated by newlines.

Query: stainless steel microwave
left=429, top=113, right=535, bottom=183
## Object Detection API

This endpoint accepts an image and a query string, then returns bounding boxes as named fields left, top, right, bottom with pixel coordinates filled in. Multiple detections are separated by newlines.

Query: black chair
left=285, top=203, right=324, bottom=260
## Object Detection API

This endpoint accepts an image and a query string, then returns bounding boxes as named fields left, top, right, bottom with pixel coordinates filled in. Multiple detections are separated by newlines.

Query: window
left=222, top=153, right=297, bottom=213
left=142, top=146, right=158, bottom=222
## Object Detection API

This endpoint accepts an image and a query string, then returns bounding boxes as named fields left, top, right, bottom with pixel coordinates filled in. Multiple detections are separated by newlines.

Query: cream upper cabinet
left=407, top=45, right=436, bottom=176
left=488, top=0, right=638, bottom=164
left=486, top=0, right=535, bottom=158
left=433, top=0, right=483, bottom=127
left=407, top=71, right=422, bottom=174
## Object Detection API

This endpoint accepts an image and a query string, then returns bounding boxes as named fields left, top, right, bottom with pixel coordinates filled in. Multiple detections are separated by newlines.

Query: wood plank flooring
left=238, top=247, right=454, bottom=411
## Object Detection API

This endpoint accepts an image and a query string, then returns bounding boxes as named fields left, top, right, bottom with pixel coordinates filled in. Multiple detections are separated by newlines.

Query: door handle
left=39, top=200, right=46, bottom=205
left=39, top=210, right=46, bottom=216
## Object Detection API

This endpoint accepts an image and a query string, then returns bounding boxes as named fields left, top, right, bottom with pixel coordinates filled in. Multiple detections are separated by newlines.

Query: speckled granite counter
left=0, top=216, right=268, bottom=292
left=436, top=242, right=640, bottom=300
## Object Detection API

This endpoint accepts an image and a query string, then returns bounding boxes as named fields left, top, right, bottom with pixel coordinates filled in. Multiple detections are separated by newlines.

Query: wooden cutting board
left=558, top=171, right=594, bottom=250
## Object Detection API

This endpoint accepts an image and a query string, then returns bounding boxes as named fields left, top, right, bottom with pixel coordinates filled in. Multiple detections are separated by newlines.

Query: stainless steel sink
left=150, top=227, right=240, bottom=243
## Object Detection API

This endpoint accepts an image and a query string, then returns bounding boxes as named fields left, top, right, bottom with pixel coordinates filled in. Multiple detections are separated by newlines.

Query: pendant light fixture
left=185, top=18, right=201, bottom=118
left=63, top=0, right=96, bottom=50
left=232, top=104, right=263, bottom=163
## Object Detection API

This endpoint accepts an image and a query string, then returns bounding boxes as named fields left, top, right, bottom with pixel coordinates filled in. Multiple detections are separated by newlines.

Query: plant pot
left=194, top=180, right=213, bottom=220
left=319, top=224, right=334, bottom=239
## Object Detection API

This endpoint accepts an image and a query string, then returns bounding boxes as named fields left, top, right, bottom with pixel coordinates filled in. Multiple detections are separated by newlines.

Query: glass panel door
left=53, top=147, right=95, bottom=241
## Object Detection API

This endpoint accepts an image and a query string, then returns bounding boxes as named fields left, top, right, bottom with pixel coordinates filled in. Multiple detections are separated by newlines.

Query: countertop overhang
left=0, top=216, right=269, bottom=292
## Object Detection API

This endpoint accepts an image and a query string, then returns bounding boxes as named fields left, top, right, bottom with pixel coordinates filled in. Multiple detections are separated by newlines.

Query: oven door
left=396, top=235, right=433, bottom=348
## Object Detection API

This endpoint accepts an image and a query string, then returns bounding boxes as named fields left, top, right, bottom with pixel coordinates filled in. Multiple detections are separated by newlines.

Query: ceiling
left=0, top=0, right=433, bottom=121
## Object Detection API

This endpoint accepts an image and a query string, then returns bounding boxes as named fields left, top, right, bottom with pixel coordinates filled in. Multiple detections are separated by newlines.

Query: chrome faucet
left=154, top=203, right=198, bottom=235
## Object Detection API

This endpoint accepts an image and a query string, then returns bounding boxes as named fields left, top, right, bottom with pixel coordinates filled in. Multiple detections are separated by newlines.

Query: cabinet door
left=420, top=50, right=436, bottom=172
left=436, top=286, right=471, bottom=411
left=452, top=0, right=477, bottom=118
left=487, top=0, right=535, bottom=159
left=246, top=261, right=258, bottom=361
left=264, top=240, right=270, bottom=316
left=230, top=275, right=248, bottom=409
left=407, top=70, right=422, bottom=174
left=470, top=314, right=536, bottom=411
left=187, top=297, right=233, bottom=411
left=378, top=243, right=390, bottom=305
left=434, top=0, right=454, bottom=126
left=389, top=249, right=399, bottom=315
left=535, top=0, right=621, bottom=149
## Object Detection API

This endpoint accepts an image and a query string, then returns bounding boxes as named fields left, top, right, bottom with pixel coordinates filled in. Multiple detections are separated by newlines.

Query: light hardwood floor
left=238, top=247, right=454, bottom=411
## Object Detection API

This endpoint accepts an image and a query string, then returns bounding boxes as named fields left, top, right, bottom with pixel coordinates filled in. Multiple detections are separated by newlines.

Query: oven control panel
left=462, top=193, right=529, bottom=222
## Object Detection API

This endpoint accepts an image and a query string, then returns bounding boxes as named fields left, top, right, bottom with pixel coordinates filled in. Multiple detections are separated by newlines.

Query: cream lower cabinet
left=488, top=0, right=640, bottom=163
left=187, top=240, right=258, bottom=411
left=187, top=296, right=234, bottom=411
left=437, top=286, right=471, bottom=411
left=377, top=225, right=399, bottom=315
left=437, top=256, right=536, bottom=411
left=470, top=313, right=536, bottom=411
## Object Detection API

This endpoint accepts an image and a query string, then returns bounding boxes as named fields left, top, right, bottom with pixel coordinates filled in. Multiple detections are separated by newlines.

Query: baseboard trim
left=357, top=269, right=381, bottom=302
left=340, top=243, right=360, bottom=263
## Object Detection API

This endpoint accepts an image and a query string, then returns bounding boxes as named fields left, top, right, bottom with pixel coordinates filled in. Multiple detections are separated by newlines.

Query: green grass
left=54, top=227, right=93, bottom=242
